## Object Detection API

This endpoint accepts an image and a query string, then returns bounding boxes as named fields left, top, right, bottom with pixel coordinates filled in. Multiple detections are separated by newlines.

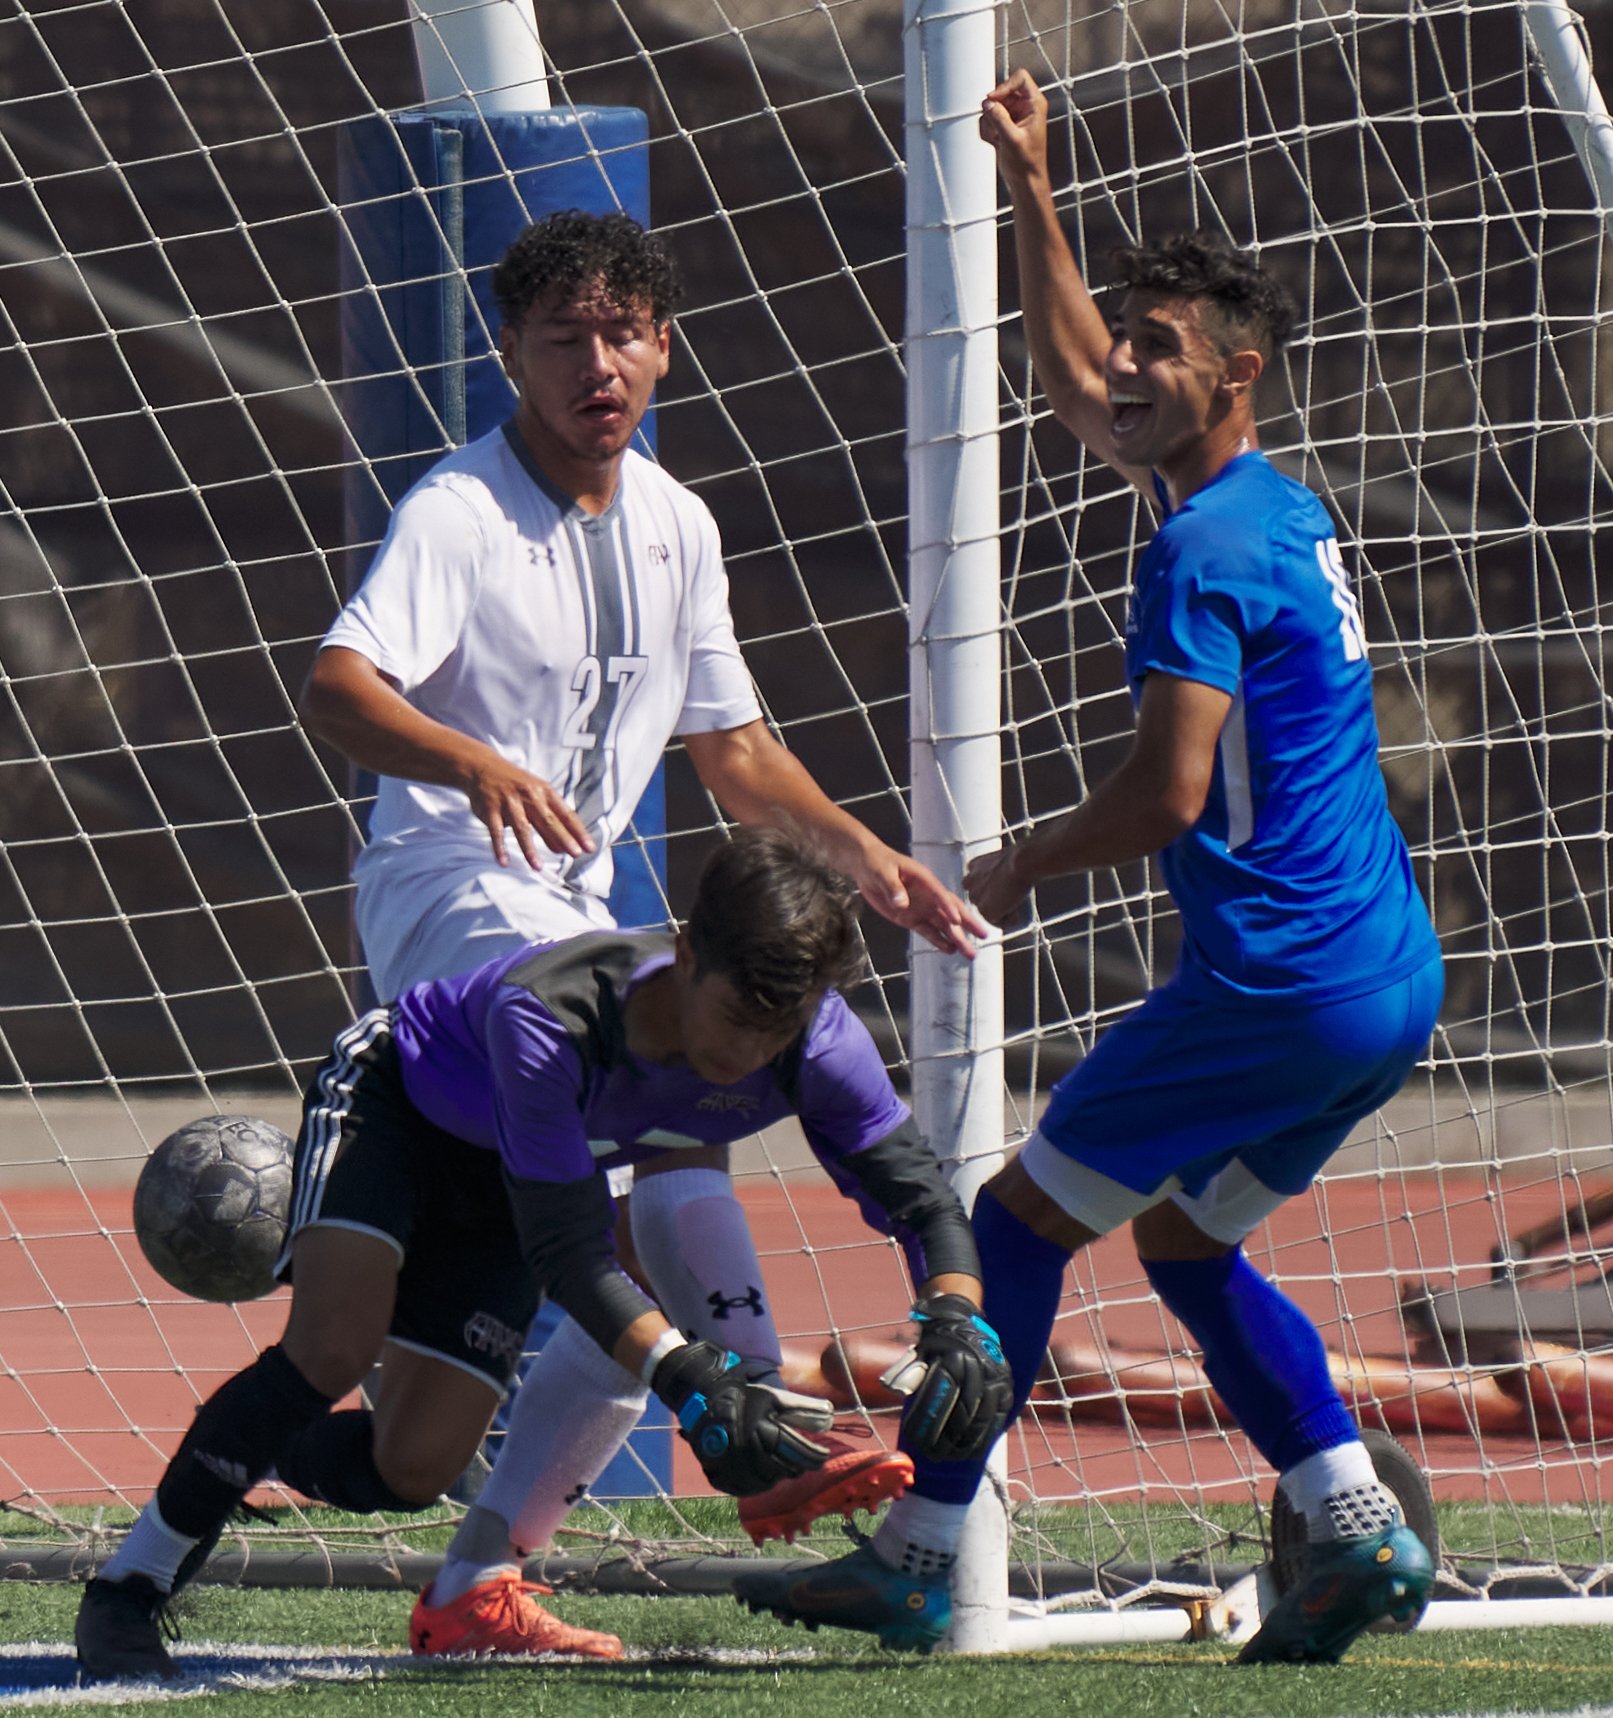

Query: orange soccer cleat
left=409, top=1572, right=624, bottom=1660
left=738, top=1431, right=914, bottom=1547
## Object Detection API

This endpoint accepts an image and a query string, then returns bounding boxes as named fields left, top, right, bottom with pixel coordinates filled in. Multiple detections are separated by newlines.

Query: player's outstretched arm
left=826, top=1119, right=1010, bottom=1463
left=509, top=1166, right=834, bottom=1495
left=964, top=671, right=1231, bottom=925
left=981, top=69, right=1150, bottom=493
left=683, top=719, right=988, bottom=957
left=299, top=645, right=593, bottom=870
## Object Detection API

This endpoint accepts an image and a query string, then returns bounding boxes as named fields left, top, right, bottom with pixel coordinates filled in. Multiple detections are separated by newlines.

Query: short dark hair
left=1109, top=230, right=1298, bottom=360
left=684, top=829, right=865, bottom=1028
left=491, top=209, right=682, bottom=328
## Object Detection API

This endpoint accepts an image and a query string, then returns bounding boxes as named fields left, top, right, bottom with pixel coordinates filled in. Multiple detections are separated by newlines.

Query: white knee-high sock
left=629, top=1167, right=782, bottom=1373
left=433, top=1314, right=647, bottom=1604
left=435, top=1169, right=777, bottom=1608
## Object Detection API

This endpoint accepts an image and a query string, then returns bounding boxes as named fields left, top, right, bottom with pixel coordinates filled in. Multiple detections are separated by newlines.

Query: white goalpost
left=2, top=0, right=1613, bottom=1650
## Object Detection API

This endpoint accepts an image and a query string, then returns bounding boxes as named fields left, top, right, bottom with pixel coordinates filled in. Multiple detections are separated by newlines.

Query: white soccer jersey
left=323, top=423, right=762, bottom=988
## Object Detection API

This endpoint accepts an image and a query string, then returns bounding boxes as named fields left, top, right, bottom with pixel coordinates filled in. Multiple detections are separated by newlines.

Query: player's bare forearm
left=613, top=1308, right=681, bottom=1382
left=919, top=1271, right=985, bottom=1306
left=965, top=799, right=1169, bottom=927
left=302, top=648, right=490, bottom=785
left=300, top=645, right=592, bottom=867
left=683, top=719, right=848, bottom=851
left=966, top=675, right=1231, bottom=924
left=684, top=720, right=986, bottom=955
left=982, top=71, right=1148, bottom=488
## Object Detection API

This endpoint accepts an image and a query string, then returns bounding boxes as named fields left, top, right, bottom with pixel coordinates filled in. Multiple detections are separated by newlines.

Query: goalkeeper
left=74, top=829, right=1010, bottom=1682
left=738, top=70, right=1443, bottom=1661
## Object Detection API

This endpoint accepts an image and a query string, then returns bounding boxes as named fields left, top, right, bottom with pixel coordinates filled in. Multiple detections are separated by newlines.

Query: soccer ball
left=132, top=1115, right=294, bottom=1303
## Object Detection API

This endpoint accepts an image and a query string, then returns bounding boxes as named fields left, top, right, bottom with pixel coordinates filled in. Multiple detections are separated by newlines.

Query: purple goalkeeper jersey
left=387, top=927, right=913, bottom=1226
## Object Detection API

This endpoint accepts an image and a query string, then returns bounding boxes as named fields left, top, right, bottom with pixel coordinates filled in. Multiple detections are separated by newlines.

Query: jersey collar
left=500, top=419, right=628, bottom=528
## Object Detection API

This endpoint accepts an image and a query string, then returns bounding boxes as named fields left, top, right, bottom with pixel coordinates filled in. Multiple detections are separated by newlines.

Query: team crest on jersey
left=463, top=1311, right=524, bottom=1373
left=695, top=1091, right=760, bottom=1114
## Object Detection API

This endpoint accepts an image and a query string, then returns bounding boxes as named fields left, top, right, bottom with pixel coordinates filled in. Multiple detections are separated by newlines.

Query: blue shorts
left=1035, top=952, right=1444, bottom=1205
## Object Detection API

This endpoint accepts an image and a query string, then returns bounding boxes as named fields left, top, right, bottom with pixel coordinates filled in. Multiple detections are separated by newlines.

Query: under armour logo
left=707, top=1285, right=766, bottom=1320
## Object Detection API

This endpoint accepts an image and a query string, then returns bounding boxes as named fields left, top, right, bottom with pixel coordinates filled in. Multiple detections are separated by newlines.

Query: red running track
left=0, top=1174, right=1604, bottom=1520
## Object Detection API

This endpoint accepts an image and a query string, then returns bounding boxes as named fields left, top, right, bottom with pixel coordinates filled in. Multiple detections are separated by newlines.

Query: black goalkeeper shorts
left=281, top=1008, right=537, bottom=1391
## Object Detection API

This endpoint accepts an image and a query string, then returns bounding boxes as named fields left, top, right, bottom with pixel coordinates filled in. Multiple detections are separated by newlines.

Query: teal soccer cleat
left=1238, top=1524, right=1434, bottom=1664
left=735, top=1539, right=951, bottom=1652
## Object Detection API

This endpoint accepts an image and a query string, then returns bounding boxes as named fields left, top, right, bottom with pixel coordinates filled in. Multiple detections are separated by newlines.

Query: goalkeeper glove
left=882, top=1293, right=1014, bottom=1464
left=651, top=1340, right=834, bottom=1497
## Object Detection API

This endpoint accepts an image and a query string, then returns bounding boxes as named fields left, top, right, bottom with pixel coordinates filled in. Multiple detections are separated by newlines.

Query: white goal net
left=1, top=0, right=1611, bottom=1631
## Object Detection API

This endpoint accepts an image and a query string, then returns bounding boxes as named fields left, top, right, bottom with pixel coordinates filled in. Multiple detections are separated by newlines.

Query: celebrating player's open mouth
left=1108, top=387, right=1151, bottom=442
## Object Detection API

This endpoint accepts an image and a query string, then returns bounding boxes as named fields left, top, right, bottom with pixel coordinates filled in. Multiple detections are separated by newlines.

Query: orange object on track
left=1327, top=1351, right=1530, bottom=1437
left=1493, top=1342, right=1613, bottom=1440
left=1041, top=1343, right=1223, bottom=1427
left=818, top=1335, right=911, bottom=1409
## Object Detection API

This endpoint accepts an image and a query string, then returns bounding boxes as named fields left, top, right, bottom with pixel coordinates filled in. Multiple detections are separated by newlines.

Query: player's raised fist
left=980, top=69, right=1049, bottom=184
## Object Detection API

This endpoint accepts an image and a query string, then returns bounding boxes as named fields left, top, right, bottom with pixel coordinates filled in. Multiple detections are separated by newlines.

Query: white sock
left=630, top=1167, right=782, bottom=1373
left=98, top=1502, right=198, bottom=1593
left=1280, top=1442, right=1401, bottom=1542
left=871, top=1491, right=969, bottom=1579
left=429, top=1505, right=523, bottom=1608
left=434, top=1313, right=647, bottom=1603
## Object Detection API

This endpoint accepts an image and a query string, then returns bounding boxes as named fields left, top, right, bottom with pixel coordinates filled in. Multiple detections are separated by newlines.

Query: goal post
left=2, top=0, right=1613, bottom=1645
left=1523, top=0, right=1613, bottom=226
left=903, top=0, right=1008, bottom=1652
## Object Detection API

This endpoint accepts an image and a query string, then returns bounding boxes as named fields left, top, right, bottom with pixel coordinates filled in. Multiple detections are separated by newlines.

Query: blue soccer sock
left=904, top=1186, right=1069, bottom=1505
left=1142, top=1249, right=1356, bottom=1473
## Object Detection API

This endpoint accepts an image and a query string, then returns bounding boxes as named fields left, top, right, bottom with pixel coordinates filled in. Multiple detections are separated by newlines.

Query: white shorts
left=1020, top=1129, right=1288, bottom=1248
left=357, top=861, right=613, bottom=1000
left=355, top=860, right=634, bottom=1196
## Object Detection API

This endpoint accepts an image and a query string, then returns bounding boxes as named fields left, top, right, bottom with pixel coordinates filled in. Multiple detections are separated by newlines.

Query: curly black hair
left=491, top=209, right=683, bottom=328
left=1109, top=230, right=1299, bottom=360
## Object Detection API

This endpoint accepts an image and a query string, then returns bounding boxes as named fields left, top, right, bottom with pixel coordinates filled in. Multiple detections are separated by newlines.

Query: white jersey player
left=325, top=426, right=760, bottom=997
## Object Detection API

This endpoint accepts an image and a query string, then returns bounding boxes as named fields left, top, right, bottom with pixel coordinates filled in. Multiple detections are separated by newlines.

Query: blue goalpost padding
left=337, top=107, right=672, bottom=1495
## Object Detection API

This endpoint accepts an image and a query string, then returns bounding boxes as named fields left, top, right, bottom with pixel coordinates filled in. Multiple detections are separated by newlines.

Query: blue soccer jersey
left=1127, top=452, right=1438, bottom=1004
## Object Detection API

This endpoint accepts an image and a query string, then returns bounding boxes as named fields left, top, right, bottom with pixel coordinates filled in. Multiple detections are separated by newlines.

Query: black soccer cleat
left=75, top=1575, right=182, bottom=1682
